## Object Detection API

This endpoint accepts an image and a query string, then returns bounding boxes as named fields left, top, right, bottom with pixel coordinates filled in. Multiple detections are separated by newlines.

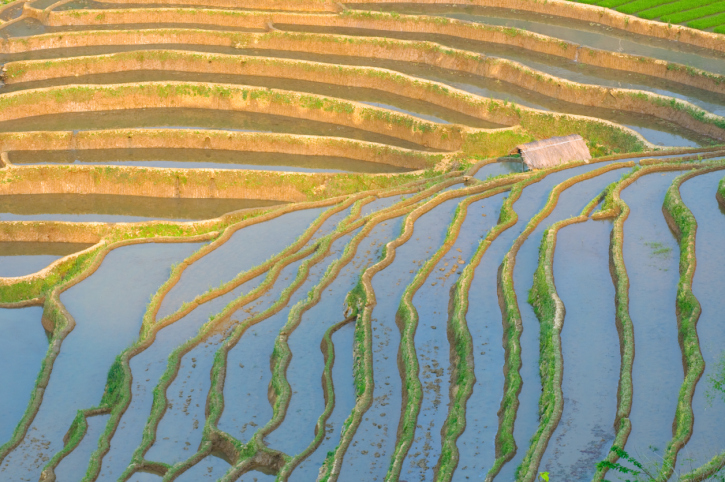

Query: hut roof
left=512, top=134, right=591, bottom=170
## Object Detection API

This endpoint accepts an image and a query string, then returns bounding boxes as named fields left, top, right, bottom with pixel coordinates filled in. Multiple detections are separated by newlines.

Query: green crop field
left=571, top=0, right=725, bottom=32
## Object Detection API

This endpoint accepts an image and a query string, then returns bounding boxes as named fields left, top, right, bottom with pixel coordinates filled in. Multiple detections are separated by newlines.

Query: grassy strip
left=61, top=198, right=352, bottom=481
left=387, top=186, right=508, bottom=481
left=590, top=160, right=724, bottom=480
left=656, top=163, right=725, bottom=479
left=680, top=451, right=725, bottom=482
left=95, top=199, right=352, bottom=481
left=0, top=197, right=336, bottom=303
left=515, top=191, right=606, bottom=482
left=316, top=278, right=368, bottom=482
left=490, top=161, right=634, bottom=480
left=123, top=238, right=326, bottom=480
left=435, top=180, right=553, bottom=481
left=180, top=177, right=465, bottom=480
left=0, top=229, right=215, bottom=469
left=317, top=177, right=526, bottom=481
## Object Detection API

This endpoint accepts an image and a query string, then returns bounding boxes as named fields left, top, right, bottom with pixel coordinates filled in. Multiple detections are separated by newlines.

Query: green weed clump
left=0, top=246, right=100, bottom=303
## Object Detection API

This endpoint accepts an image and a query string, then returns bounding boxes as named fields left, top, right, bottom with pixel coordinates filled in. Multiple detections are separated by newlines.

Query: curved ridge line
left=657, top=162, right=725, bottom=480
left=388, top=186, right=509, bottom=481
left=489, top=160, right=634, bottom=481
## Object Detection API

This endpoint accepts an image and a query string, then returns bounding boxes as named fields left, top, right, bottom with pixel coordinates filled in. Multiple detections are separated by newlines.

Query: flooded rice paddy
left=2, top=0, right=725, bottom=480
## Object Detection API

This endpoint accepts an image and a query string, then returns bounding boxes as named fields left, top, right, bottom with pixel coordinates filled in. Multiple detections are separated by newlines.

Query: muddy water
left=42, top=23, right=264, bottom=34
left=617, top=171, right=683, bottom=470
left=175, top=454, right=230, bottom=481
left=352, top=4, right=725, bottom=74
left=452, top=163, right=607, bottom=481
left=0, top=18, right=46, bottom=38
left=0, top=108, right=437, bottom=152
left=1, top=20, right=262, bottom=38
left=3, top=72, right=498, bottom=130
left=402, top=193, right=506, bottom=482
left=284, top=220, right=400, bottom=481
left=538, top=220, right=620, bottom=481
left=496, top=166, right=627, bottom=481
left=0, top=307, right=47, bottom=444
left=157, top=207, right=323, bottom=319
left=53, top=414, right=111, bottom=481
left=0, top=2, right=24, bottom=21
left=338, top=196, right=460, bottom=481
left=0, top=44, right=251, bottom=63
left=0, top=242, right=201, bottom=481
left=0, top=242, right=92, bottom=278
left=30, top=0, right=63, bottom=9
left=10, top=149, right=411, bottom=173
left=99, top=277, right=260, bottom=479
left=674, top=171, right=725, bottom=473
left=0, top=194, right=282, bottom=223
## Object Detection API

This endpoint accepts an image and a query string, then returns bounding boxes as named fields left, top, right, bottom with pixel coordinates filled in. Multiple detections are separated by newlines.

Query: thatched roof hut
left=511, top=134, right=591, bottom=170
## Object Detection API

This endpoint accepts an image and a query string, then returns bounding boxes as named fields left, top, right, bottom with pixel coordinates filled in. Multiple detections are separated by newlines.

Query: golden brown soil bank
left=4, top=49, right=722, bottom=142
left=341, top=0, right=725, bottom=54
left=0, top=129, right=443, bottom=170
left=32, top=10, right=725, bottom=96
left=0, top=163, right=434, bottom=202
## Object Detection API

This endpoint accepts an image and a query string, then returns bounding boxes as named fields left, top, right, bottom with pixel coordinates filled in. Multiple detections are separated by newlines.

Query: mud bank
left=27, top=9, right=725, bottom=95
left=3, top=49, right=722, bottom=143
left=340, top=0, right=725, bottom=54
left=0, top=129, right=439, bottom=170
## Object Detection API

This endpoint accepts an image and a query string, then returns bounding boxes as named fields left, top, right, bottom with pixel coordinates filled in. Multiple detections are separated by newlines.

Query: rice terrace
left=3, top=0, right=725, bottom=480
